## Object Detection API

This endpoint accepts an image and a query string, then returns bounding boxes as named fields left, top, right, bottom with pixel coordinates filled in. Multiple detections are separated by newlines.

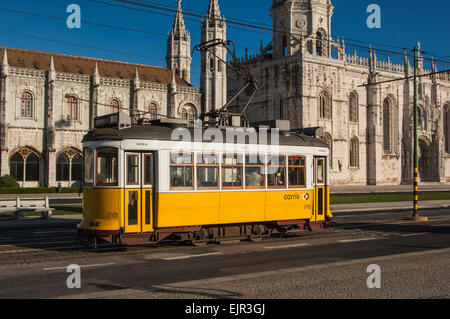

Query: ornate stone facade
left=228, top=0, right=450, bottom=185
left=0, top=20, right=201, bottom=187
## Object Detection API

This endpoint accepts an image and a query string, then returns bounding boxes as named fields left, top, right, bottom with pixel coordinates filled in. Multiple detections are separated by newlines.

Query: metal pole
left=408, top=46, right=427, bottom=222
left=413, top=46, right=419, bottom=217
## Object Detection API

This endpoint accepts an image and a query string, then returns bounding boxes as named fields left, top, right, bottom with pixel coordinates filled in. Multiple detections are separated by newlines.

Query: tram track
left=0, top=211, right=447, bottom=265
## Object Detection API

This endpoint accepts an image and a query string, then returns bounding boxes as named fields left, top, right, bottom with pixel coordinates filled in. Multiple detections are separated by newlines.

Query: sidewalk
left=331, top=183, right=450, bottom=194
left=0, top=200, right=448, bottom=230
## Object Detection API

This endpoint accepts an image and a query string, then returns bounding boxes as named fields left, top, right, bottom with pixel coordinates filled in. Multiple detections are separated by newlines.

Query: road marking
left=44, top=262, right=115, bottom=271
left=152, top=248, right=450, bottom=289
left=33, top=230, right=78, bottom=235
left=400, top=233, right=428, bottom=237
left=338, top=237, right=378, bottom=243
left=264, top=243, right=308, bottom=249
left=162, top=252, right=221, bottom=261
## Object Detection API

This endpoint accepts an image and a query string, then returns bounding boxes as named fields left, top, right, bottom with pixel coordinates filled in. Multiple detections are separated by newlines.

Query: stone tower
left=271, top=0, right=334, bottom=57
left=200, top=0, right=227, bottom=114
left=166, top=0, right=191, bottom=83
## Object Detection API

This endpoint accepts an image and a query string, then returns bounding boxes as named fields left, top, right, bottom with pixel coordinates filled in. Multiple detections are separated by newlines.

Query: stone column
left=366, top=71, right=382, bottom=185
left=0, top=49, right=9, bottom=177
left=90, top=62, right=100, bottom=130
left=44, top=56, right=57, bottom=187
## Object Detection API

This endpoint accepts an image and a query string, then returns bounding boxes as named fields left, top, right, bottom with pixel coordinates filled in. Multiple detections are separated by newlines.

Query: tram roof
left=82, top=125, right=329, bottom=148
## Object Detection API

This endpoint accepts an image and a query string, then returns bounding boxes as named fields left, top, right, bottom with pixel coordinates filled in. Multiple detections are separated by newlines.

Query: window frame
left=267, top=155, right=287, bottom=189
left=245, top=154, right=266, bottom=190
left=196, top=153, right=220, bottom=190
left=143, top=154, right=153, bottom=186
left=95, top=147, right=119, bottom=187
left=66, top=95, right=79, bottom=121
left=221, top=153, right=244, bottom=190
left=20, top=92, right=33, bottom=118
left=170, top=152, right=194, bottom=190
left=83, top=147, right=94, bottom=186
left=126, top=153, right=140, bottom=186
left=288, top=155, right=306, bottom=189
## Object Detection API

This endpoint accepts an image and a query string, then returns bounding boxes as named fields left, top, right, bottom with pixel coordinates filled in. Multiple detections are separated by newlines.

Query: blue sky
left=0, top=0, right=449, bottom=87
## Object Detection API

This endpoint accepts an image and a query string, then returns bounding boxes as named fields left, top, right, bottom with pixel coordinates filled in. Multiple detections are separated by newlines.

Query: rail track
left=0, top=209, right=448, bottom=265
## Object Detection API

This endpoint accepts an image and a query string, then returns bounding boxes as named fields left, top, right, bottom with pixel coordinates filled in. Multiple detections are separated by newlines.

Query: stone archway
left=418, top=137, right=431, bottom=181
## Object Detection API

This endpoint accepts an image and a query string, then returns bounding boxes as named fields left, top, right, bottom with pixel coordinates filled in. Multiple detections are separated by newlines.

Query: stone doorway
left=418, top=137, right=431, bottom=181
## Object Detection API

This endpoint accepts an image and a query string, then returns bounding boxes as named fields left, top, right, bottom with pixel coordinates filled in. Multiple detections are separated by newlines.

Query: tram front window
left=96, top=147, right=118, bottom=186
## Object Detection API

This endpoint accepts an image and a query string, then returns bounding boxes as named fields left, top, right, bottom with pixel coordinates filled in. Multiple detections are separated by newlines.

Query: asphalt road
left=0, top=207, right=448, bottom=300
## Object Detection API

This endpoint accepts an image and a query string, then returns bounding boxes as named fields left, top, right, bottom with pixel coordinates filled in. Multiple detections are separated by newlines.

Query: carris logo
left=284, top=194, right=300, bottom=200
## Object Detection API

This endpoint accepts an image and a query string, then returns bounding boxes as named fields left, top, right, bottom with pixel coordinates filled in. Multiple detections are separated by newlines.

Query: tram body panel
left=80, top=188, right=122, bottom=232
left=156, top=192, right=221, bottom=228
left=265, top=189, right=314, bottom=222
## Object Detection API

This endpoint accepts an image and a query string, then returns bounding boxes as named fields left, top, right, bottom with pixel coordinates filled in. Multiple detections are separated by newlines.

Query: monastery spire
left=172, top=0, right=188, bottom=39
left=207, top=0, right=221, bottom=19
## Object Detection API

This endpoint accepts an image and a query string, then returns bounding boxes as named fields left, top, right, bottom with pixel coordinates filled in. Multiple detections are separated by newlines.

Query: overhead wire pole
left=408, top=47, right=428, bottom=221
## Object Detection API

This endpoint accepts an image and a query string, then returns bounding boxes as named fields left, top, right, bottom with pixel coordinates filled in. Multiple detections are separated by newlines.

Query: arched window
left=21, top=92, right=33, bottom=118
left=71, top=154, right=83, bottom=182
left=56, top=154, right=70, bottom=181
left=349, top=92, right=358, bottom=123
left=319, top=90, right=331, bottom=120
left=323, top=133, right=333, bottom=169
left=109, top=99, right=120, bottom=114
left=56, top=149, right=83, bottom=183
left=445, top=104, right=450, bottom=154
left=66, top=95, right=79, bottom=121
left=180, top=104, right=196, bottom=121
left=148, top=103, right=158, bottom=120
left=383, top=99, right=391, bottom=152
left=349, top=137, right=359, bottom=168
left=10, top=153, right=24, bottom=182
left=316, top=28, right=327, bottom=56
left=9, top=148, right=40, bottom=183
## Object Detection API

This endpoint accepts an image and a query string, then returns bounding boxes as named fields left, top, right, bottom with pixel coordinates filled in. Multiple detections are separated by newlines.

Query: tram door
left=124, top=152, right=154, bottom=233
left=313, top=157, right=326, bottom=223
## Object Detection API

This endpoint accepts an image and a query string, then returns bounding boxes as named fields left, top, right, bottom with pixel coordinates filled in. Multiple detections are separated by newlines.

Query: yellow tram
left=78, top=114, right=332, bottom=246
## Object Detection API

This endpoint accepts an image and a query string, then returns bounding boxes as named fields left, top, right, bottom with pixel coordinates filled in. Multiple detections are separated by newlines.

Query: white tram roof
left=82, top=125, right=329, bottom=149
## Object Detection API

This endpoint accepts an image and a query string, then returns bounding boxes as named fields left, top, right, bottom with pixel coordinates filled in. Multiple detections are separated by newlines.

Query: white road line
left=163, top=252, right=221, bottom=261
left=32, top=230, right=78, bottom=235
left=400, top=233, right=428, bottom=237
left=44, top=262, right=116, bottom=271
left=264, top=243, right=308, bottom=249
left=338, top=237, right=378, bottom=243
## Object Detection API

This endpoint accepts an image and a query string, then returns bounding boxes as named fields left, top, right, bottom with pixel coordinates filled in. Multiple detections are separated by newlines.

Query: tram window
left=288, top=156, right=306, bottom=188
left=245, top=155, right=265, bottom=189
left=267, top=155, right=286, bottom=188
left=127, top=154, right=139, bottom=185
left=170, top=152, right=193, bottom=189
left=96, top=147, right=118, bottom=186
left=128, top=191, right=138, bottom=226
left=144, top=154, right=152, bottom=185
left=317, top=158, right=325, bottom=184
left=222, top=154, right=243, bottom=189
left=197, top=154, right=219, bottom=189
left=83, top=148, right=94, bottom=186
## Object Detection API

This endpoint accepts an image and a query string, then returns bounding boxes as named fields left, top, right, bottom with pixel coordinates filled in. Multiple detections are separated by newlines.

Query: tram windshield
left=96, top=147, right=118, bottom=186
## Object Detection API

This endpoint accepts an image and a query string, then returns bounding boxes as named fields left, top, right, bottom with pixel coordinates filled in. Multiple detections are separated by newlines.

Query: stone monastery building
left=0, top=0, right=449, bottom=187
left=228, top=0, right=450, bottom=185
